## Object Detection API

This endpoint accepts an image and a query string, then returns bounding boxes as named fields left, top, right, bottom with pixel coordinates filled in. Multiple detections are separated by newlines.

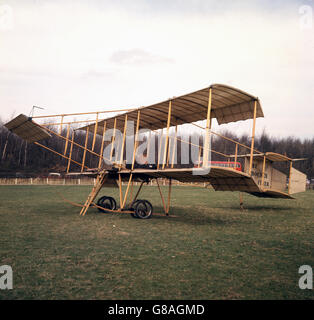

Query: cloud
left=81, top=68, right=117, bottom=79
left=110, top=49, right=174, bottom=65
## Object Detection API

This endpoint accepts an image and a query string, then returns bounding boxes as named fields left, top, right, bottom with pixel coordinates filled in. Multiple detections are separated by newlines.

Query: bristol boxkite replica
left=4, top=84, right=307, bottom=218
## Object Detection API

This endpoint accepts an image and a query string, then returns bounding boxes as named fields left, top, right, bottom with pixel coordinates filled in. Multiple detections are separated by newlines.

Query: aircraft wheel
left=134, top=200, right=153, bottom=219
left=97, top=196, right=117, bottom=213
left=129, top=200, right=141, bottom=218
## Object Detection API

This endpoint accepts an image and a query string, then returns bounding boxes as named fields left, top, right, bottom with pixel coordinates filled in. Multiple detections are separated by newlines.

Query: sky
left=0, top=0, right=313, bottom=139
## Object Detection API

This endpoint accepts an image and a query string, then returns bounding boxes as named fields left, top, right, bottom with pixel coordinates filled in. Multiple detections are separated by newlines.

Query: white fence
left=0, top=177, right=209, bottom=187
left=0, top=177, right=96, bottom=185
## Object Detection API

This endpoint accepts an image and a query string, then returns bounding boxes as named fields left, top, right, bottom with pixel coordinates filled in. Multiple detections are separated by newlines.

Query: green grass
left=0, top=185, right=313, bottom=300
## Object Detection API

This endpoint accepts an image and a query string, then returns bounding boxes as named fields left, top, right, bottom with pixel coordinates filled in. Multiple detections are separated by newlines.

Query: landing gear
left=97, top=196, right=117, bottom=213
left=96, top=196, right=153, bottom=219
left=130, top=200, right=153, bottom=219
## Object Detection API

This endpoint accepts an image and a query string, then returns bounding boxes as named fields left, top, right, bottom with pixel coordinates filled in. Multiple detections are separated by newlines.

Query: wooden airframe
left=4, top=84, right=307, bottom=218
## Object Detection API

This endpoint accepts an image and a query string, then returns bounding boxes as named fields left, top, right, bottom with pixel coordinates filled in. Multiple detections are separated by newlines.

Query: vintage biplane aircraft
left=4, top=84, right=307, bottom=219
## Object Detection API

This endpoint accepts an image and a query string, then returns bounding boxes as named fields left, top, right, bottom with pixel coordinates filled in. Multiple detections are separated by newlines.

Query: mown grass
left=0, top=185, right=313, bottom=300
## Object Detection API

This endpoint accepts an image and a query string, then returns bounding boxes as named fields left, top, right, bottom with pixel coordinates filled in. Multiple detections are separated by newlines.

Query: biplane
left=4, top=84, right=307, bottom=219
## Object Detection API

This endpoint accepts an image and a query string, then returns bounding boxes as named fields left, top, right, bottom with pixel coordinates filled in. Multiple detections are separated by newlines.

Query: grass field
left=0, top=185, right=313, bottom=300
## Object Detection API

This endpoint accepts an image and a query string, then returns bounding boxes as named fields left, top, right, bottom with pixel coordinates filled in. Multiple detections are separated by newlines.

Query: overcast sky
left=0, top=0, right=313, bottom=138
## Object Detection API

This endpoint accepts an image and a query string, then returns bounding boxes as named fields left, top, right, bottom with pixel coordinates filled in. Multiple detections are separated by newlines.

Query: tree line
left=0, top=117, right=313, bottom=180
